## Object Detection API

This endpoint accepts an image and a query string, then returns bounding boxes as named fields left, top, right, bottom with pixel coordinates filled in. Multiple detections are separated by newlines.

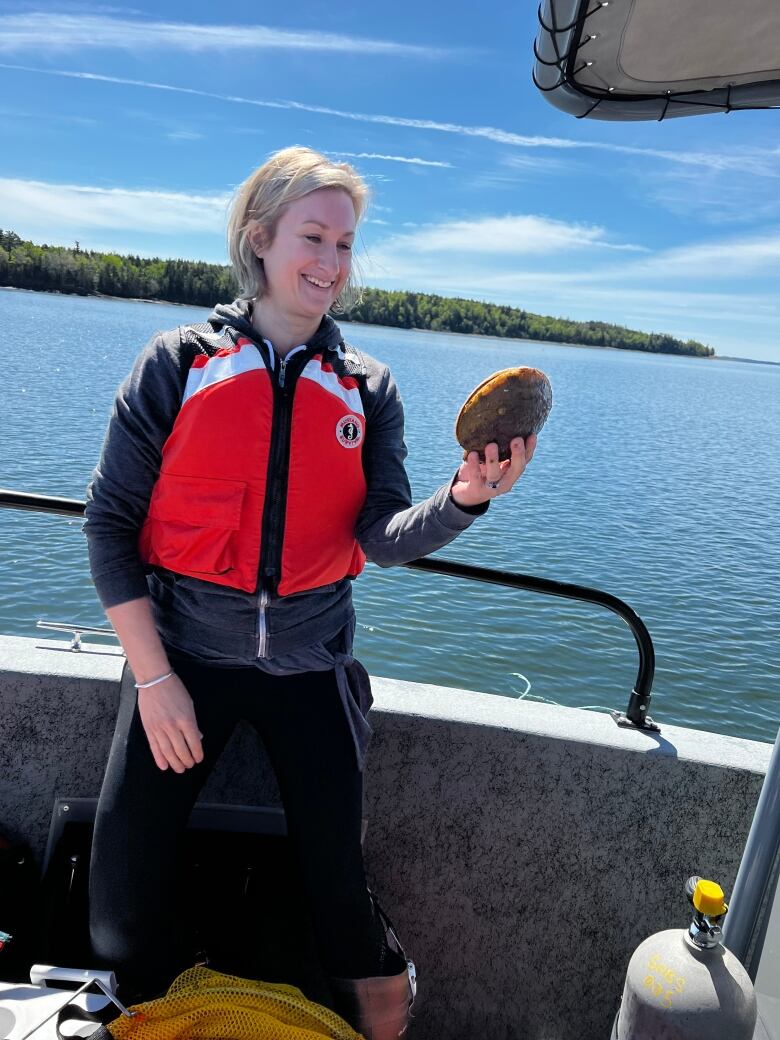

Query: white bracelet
left=134, top=670, right=175, bottom=690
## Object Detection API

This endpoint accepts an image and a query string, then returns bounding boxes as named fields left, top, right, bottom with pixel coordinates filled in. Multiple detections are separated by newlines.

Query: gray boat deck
left=1, top=634, right=773, bottom=1039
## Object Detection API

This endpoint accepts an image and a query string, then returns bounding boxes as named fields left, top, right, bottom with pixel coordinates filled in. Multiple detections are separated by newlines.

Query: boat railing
left=0, top=487, right=658, bottom=731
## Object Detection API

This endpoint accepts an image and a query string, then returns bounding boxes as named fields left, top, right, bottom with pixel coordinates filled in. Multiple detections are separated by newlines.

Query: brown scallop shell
left=455, top=367, right=552, bottom=461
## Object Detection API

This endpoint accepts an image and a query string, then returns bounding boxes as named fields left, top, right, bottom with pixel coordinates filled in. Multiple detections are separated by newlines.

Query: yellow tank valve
left=693, top=878, right=727, bottom=917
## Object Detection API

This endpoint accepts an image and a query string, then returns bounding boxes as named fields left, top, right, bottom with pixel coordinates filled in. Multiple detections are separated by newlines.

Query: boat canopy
left=534, top=0, right=780, bottom=120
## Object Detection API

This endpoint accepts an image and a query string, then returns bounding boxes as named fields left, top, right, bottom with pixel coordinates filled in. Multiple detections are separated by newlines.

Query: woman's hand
left=450, top=435, right=537, bottom=508
left=137, top=674, right=204, bottom=773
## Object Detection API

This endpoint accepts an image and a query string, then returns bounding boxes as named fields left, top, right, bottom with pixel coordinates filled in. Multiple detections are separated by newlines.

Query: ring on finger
left=486, top=479, right=501, bottom=490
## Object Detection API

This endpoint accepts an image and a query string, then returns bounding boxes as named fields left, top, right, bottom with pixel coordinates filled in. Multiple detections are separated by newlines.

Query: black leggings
left=89, top=657, right=383, bottom=996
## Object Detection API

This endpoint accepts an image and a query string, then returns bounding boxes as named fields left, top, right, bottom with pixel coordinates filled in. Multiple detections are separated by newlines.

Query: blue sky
left=1, top=1, right=779, bottom=361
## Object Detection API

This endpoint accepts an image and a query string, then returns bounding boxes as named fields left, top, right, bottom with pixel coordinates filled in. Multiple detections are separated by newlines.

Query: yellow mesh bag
left=105, top=966, right=364, bottom=1040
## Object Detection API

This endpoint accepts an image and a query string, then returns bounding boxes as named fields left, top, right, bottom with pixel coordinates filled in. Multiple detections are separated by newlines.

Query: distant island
left=714, top=355, right=780, bottom=366
left=0, top=229, right=714, bottom=358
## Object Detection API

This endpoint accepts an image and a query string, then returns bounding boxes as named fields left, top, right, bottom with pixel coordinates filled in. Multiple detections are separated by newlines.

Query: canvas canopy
left=534, top=0, right=780, bottom=120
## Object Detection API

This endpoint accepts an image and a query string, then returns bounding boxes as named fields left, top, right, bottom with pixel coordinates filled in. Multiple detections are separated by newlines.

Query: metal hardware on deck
left=94, top=978, right=136, bottom=1018
left=611, top=696, right=660, bottom=733
left=3, top=488, right=658, bottom=729
left=37, top=620, right=119, bottom=651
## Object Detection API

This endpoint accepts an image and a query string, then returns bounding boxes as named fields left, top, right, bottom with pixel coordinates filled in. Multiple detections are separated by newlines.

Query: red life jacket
left=138, top=335, right=367, bottom=596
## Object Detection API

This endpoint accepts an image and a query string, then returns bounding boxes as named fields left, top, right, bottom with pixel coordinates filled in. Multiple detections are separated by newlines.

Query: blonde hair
left=227, top=146, right=369, bottom=312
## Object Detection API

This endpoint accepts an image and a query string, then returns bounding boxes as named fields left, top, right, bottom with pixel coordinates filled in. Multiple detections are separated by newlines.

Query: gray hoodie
left=84, top=300, right=486, bottom=760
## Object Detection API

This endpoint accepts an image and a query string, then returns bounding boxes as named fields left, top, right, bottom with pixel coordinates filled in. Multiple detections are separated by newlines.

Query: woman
left=84, top=146, right=536, bottom=1039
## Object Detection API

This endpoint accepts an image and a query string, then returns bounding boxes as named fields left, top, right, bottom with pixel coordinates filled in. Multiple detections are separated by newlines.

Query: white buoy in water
left=611, top=876, right=757, bottom=1039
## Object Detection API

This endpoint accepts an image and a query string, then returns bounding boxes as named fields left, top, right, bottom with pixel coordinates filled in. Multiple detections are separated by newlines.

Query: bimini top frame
left=534, top=0, right=780, bottom=121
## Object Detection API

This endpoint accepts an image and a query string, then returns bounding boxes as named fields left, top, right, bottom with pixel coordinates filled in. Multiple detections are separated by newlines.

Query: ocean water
left=1, top=287, right=778, bottom=743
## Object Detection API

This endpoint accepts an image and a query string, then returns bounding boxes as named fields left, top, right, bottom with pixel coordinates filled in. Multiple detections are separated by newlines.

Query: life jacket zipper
left=258, top=343, right=309, bottom=598
left=256, top=587, right=269, bottom=658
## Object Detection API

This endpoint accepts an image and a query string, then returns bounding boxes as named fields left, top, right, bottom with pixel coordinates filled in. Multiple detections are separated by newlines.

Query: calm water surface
left=1, top=288, right=778, bottom=743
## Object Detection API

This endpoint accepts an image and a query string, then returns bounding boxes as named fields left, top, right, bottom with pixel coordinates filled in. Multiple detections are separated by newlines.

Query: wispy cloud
left=167, top=129, right=204, bottom=142
left=606, top=230, right=780, bottom=280
left=1, top=63, right=774, bottom=177
left=388, top=228, right=780, bottom=293
left=53, top=5, right=148, bottom=14
left=0, top=177, right=230, bottom=234
left=328, top=151, right=452, bottom=168
left=371, top=214, right=646, bottom=258
left=0, top=13, right=451, bottom=59
left=501, top=154, right=571, bottom=173
left=602, top=144, right=780, bottom=177
left=465, top=154, right=577, bottom=192
left=360, top=215, right=645, bottom=309
left=0, top=104, right=97, bottom=126
left=636, top=164, right=780, bottom=225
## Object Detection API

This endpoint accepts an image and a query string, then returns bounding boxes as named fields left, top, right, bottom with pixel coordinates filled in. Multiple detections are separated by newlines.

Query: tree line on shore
left=0, top=230, right=714, bottom=357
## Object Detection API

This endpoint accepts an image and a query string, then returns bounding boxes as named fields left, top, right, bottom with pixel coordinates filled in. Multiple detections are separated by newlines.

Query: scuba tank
left=611, top=876, right=757, bottom=1039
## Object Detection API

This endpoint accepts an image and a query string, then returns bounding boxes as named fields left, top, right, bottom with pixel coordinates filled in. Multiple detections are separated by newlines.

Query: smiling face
left=252, top=187, right=357, bottom=323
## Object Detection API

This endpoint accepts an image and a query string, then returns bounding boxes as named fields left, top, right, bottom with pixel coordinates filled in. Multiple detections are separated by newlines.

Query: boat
left=1, top=6, right=779, bottom=1037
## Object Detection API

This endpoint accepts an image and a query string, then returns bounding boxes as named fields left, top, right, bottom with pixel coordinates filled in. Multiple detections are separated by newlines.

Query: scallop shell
left=455, top=367, right=552, bottom=461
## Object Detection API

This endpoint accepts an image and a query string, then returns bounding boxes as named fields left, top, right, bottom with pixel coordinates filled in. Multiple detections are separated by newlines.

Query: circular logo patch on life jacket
left=336, top=414, right=364, bottom=448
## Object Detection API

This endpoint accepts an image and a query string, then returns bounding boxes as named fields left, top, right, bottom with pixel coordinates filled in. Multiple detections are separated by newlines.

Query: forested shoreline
left=0, top=230, right=714, bottom=357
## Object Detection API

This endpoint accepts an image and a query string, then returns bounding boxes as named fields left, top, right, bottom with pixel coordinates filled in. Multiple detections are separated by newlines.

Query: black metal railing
left=0, top=488, right=87, bottom=518
left=0, top=487, right=658, bottom=730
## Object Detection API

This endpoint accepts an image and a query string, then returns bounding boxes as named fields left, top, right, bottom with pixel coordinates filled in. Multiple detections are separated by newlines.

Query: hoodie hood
left=208, top=298, right=344, bottom=355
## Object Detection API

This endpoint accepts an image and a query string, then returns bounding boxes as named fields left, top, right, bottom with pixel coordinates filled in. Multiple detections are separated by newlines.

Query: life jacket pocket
left=144, top=473, right=247, bottom=577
